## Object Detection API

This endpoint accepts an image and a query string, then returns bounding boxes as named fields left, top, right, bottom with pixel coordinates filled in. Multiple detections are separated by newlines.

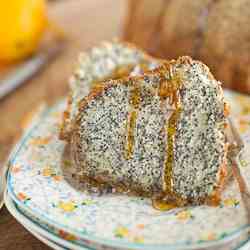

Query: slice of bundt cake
left=60, top=41, right=158, bottom=141
left=70, top=56, right=229, bottom=208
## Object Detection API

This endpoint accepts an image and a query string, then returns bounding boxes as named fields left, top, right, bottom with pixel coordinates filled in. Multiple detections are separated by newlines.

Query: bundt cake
left=124, top=0, right=250, bottom=93
left=69, top=56, right=229, bottom=208
left=60, top=41, right=158, bottom=141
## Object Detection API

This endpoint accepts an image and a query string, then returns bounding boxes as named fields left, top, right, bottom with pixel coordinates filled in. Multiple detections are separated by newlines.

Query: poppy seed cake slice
left=71, top=56, right=228, bottom=207
left=60, top=41, right=159, bottom=141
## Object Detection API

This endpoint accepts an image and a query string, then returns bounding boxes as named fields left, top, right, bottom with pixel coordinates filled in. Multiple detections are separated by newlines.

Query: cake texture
left=60, top=41, right=158, bottom=141
left=70, top=56, right=228, bottom=206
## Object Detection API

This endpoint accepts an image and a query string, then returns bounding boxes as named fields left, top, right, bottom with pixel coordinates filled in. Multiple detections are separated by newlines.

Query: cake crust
left=70, top=56, right=228, bottom=206
left=60, top=41, right=159, bottom=141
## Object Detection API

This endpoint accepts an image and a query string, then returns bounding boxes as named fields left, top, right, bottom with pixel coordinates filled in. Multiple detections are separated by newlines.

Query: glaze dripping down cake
left=60, top=41, right=159, bottom=141
left=60, top=42, right=229, bottom=208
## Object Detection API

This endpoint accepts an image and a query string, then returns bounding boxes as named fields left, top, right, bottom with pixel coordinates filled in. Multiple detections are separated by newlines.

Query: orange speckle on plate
left=30, top=136, right=52, bottom=145
left=136, top=224, right=145, bottom=229
left=58, top=230, right=77, bottom=241
left=17, top=192, right=28, bottom=201
left=201, top=232, right=216, bottom=241
left=224, top=102, right=230, bottom=117
left=53, top=175, right=63, bottom=181
left=12, top=165, right=21, bottom=173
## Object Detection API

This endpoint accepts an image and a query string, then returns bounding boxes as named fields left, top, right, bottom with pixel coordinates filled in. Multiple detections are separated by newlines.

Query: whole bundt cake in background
left=124, top=0, right=250, bottom=93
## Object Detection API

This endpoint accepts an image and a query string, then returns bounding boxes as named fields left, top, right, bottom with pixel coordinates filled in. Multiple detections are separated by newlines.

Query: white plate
left=6, top=91, right=250, bottom=250
left=5, top=191, right=250, bottom=250
left=4, top=191, right=91, bottom=250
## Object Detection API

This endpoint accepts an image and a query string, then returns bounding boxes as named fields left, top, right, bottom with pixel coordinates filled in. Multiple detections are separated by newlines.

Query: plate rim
left=4, top=190, right=92, bottom=250
left=7, top=99, right=249, bottom=250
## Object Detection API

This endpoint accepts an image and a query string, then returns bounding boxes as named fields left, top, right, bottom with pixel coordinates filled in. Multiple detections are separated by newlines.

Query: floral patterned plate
left=4, top=191, right=90, bottom=250
left=6, top=90, right=250, bottom=250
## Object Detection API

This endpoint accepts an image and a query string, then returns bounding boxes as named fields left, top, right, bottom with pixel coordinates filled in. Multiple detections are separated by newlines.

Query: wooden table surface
left=0, top=0, right=126, bottom=249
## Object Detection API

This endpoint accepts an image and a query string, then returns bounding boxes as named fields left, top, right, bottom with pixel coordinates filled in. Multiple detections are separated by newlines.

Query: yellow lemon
left=0, top=0, right=47, bottom=64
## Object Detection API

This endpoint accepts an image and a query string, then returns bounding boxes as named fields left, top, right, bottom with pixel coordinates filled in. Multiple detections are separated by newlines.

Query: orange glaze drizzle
left=152, top=105, right=184, bottom=211
left=90, top=62, right=153, bottom=162
left=153, top=65, right=184, bottom=210
left=125, top=84, right=141, bottom=159
left=124, top=63, right=150, bottom=160
left=164, top=105, right=182, bottom=193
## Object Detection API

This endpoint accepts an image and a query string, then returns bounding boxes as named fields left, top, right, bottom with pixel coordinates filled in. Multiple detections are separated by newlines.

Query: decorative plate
left=4, top=192, right=90, bottom=250
left=7, top=90, right=250, bottom=250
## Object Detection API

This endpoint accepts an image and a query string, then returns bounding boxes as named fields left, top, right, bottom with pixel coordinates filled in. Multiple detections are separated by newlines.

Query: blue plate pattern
left=7, top=90, right=250, bottom=250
